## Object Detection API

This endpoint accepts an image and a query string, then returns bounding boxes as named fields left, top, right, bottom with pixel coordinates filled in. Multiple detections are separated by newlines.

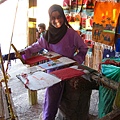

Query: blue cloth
left=115, top=38, right=120, bottom=52
left=103, top=49, right=115, bottom=59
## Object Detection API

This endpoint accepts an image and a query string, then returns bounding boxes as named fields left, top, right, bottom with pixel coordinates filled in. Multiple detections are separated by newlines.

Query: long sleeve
left=43, top=28, right=88, bottom=65
left=22, top=29, right=88, bottom=64
left=22, top=37, right=48, bottom=60
left=73, top=31, right=88, bottom=64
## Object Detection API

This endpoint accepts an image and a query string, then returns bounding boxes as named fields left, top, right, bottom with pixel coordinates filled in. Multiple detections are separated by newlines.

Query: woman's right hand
left=19, top=50, right=25, bottom=55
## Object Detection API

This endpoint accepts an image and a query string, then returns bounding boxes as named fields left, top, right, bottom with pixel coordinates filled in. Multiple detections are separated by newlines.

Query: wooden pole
left=11, top=44, right=25, bottom=64
left=113, top=83, right=120, bottom=109
left=0, top=82, right=4, bottom=120
left=0, top=45, right=16, bottom=120
left=27, top=0, right=37, bottom=46
left=5, top=0, right=19, bottom=74
left=91, top=73, right=119, bottom=90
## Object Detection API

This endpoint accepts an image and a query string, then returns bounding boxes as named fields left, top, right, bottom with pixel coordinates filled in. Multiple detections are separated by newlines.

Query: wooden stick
left=91, top=73, right=119, bottom=90
left=99, top=109, right=120, bottom=120
left=113, top=83, right=120, bottom=109
left=11, top=44, right=25, bottom=64
left=0, top=82, right=4, bottom=119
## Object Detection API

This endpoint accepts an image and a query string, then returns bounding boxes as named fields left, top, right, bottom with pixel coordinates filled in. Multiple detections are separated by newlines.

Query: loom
left=55, top=65, right=120, bottom=120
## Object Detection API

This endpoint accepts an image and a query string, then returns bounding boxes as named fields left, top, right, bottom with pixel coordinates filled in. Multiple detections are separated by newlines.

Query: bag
left=92, top=1, right=120, bottom=46
left=99, top=57, right=120, bottom=118
left=102, top=48, right=115, bottom=59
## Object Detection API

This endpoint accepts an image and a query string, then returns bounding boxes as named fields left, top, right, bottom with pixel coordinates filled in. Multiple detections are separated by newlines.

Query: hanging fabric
left=92, top=1, right=120, bottom=46
left=92, top=42, right=104, bottom=70
left=84, top=48, right=93, bottom=68
left=115, top=14, right=120, bottom=58
left=82, top=0, right=96, bottom=9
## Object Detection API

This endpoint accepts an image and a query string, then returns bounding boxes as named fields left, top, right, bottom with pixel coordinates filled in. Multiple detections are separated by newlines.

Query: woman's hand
left=19, top=50, right=25, bottom=55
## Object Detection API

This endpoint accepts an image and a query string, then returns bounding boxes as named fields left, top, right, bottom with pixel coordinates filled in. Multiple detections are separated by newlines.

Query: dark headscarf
left=44, top=4, right=72, bottom=44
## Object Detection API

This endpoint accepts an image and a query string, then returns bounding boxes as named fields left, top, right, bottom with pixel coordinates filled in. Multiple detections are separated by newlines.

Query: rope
left=5, top=0, right=20, bottom=73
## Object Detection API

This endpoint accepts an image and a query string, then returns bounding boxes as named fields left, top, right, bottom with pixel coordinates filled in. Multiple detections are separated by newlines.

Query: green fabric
left=98, top=58, right=120, bottom=118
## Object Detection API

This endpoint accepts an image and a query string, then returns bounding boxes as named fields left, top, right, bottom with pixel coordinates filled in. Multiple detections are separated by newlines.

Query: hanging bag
left=92, top=1, right=120, bottom=46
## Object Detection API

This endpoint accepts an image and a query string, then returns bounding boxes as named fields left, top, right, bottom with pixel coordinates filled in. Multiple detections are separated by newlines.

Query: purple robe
left=23, top=28, right=88, bottom=120
left=23, top=28, right=88, bottom=64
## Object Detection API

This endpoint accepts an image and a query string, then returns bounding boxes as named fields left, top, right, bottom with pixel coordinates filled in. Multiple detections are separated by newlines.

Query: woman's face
left=50, top=11, right=64, bottom=28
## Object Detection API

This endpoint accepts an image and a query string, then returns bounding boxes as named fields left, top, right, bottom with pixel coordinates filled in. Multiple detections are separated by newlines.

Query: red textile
left=25, top=55, right=49, bottom=65
left=50, top=67, right=85, bottom=81
left=99, top=59, right=120, bottom=71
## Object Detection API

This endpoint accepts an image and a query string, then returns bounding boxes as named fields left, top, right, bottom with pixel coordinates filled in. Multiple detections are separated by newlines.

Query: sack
left=92, top=1, right=120, bottom=46
left=99, top=57, right=120, bottom=118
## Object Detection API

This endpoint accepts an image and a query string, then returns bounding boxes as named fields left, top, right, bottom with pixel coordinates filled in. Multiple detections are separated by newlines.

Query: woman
left=21, top=4, right=88, bottom=120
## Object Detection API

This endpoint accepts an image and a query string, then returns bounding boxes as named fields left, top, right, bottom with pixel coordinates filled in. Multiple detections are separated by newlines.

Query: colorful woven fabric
left=25, top=55, right=49, bottom=66
left=50, top=67, right=85, bottom=81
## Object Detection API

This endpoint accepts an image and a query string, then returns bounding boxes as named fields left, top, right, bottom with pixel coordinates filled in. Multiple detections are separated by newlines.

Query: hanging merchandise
left=84, top=31, right=94, bottom=48
left=115, top=14, right=120, bottom=57
left=63, top=0, right=71, bottom=13
left=102, top=48, right=115, bottom=59
left=86, top=0, right=96, bottom=9
left=115, top=38, right=120, bottom=58
left=84, top=48, right=93, bottom=68
left=68, top=12, right=81, bottom=31
left=80, top=10, right=94, bottom=30
left=80, top=11, right=88, bottom=29
left=92, top=42, right=104, bottom=70
left=63, top=0, right=82, bottom=13
left=82, top=0, right=96, bottom=9
left=92, top=1, right=120, bottom=46
left=115, top=38, right=120, bottom=52
left=63, top=0, right=82, bottom=32
left=71, top=0, right=82, bottom=13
